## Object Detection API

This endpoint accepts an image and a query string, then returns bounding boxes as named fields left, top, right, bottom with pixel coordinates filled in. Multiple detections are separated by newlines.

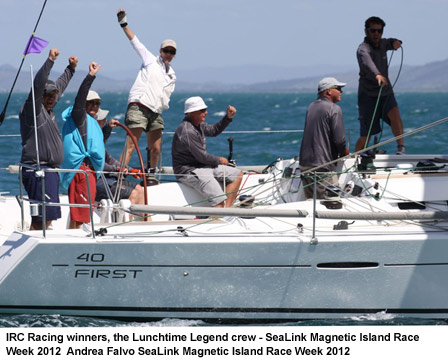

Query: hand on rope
left=114, top=166, right=142, bottom=179
left=128, top=167, right=143, bottom=179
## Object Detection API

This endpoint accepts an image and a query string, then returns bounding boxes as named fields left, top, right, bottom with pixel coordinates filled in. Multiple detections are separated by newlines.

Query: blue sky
left=4, top=0, right=448, bottom=75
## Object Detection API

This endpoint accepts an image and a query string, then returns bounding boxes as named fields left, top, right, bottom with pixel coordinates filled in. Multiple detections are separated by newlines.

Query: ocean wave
left=350, top=310, right=396, bottom=322
left=213, top=111, right=226, bottom=117
left=6, top=115, right=19, bottom=120
left=0, top=314, right=205, bottom=327
left=113, top=113, right=125, bottom=120
left=411, top=108, right=429, bottom=114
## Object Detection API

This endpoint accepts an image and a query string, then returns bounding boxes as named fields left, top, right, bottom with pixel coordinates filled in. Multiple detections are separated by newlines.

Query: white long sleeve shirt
left=127, top=36, right=176, bottom=113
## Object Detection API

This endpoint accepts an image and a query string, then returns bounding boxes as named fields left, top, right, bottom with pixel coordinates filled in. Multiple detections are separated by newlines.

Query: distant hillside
left=2, top=59, right=448, bottom=93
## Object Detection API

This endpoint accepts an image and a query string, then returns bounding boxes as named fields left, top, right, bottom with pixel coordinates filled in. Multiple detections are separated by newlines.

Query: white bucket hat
left=184, top=96, right=207, bottom=114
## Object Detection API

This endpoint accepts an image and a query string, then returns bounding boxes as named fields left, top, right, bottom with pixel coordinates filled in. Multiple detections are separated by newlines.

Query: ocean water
left=1, top=91, right=448, bottom=327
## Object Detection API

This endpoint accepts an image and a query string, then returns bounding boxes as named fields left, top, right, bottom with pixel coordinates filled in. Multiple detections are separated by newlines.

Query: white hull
left=1, top=154, right=448, bottom=321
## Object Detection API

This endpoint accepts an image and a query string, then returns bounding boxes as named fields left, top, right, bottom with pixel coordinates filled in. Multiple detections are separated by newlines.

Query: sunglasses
left=87, top=100, right=101, bottom=106
left=330, top=86, right=343, bottom=93
left=368, top=28, right=383, bottom=34
left=162, top=48, right=176, bottom=55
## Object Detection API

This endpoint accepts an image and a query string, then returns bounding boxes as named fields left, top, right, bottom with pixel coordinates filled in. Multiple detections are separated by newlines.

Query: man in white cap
left=172, top=97, right=243, bottom=208
left=117, top=8, right=176, bottom=183
left=84, top=90, right=146, bottom=213
left=299, top=77, right=348, bottom=199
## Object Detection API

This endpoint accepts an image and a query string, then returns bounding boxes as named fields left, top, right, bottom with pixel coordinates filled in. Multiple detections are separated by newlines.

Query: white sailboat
left=1, top=147, right=448, bottom=321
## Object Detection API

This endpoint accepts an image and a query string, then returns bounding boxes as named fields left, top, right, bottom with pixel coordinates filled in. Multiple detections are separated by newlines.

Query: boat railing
left=18, top=164, right=97, bottom=239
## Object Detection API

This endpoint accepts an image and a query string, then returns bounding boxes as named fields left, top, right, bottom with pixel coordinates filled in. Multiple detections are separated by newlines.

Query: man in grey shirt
left=20, top=48, right=77, bottom=230
left=355, top=16, right=404, bottom=154
left=299, top=77, right=347, bottom=199
left=172, top=97, right=242, bottom=208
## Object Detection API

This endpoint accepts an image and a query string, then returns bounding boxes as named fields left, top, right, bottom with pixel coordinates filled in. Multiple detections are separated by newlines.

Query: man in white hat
left=117, top=8, right=176, bottom=183
left=172, top=97, right=243, bottom=208
left=299, top=77, right=348, bottom=199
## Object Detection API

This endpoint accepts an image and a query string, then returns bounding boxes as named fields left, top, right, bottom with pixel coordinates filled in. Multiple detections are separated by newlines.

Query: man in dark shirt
left=299, top=77, right=347, bottom=199
left=355, top=16, right=405, bottom=154
left=19, top=48, right=77, bottom=230
left=172, top=97, right=243, bottom=208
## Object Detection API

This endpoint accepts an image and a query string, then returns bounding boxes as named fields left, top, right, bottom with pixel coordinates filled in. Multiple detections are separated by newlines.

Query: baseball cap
left=184, top=96, right=207, bottom=114
left=44, top=80, right=58, bottom=94
left=96, top=108, right=109, bottom=121
left=161, top=39, right=177, bottom=50
left=318, top=77, right=347, bottom=93
left=86, top=90, right=101, bottom=101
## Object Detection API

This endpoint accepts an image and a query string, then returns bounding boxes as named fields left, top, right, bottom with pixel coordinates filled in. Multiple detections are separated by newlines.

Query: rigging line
left=162, top=129, right=303, bottom=135
left=339, top=180, right=448, bottom=231
left=364, top=84, right=384, bottom=149
left=377, top=46, right=405, bottom=144
left=0, top=0, right=48, bottom=126
left=302, top=115, right=448, bottom=177
left=1, top=129, right=304, bottom=138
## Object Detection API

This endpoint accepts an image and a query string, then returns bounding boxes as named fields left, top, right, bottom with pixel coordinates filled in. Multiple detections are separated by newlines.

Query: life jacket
left=60, top=105, right=105, bottom=190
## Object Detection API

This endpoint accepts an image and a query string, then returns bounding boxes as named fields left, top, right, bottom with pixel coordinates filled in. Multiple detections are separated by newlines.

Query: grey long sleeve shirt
left=357, top=37, right=399, bottom=97
left=20, top=58, right=75, bottom=167
left=171, top=115, right=232, bottom=178
left=299, top=96, right=346, bottom=171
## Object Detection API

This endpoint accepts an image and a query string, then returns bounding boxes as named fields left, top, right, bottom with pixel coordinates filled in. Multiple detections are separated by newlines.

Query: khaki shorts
left=300, top=165, right=339, bottom=200
left=125, top=104, right=164, bottom=132
left=179, top=165, right=242, bottom=207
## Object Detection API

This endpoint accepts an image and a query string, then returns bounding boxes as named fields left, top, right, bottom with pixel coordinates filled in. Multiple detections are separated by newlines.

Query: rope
left=364, top=85, right=384, bottom=149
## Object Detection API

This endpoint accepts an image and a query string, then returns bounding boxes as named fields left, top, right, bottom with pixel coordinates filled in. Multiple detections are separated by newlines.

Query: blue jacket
left=60, top=106, right=105, bottom=190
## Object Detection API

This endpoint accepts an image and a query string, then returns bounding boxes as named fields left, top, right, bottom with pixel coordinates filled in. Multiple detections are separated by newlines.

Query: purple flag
left=23, top=35, right=49, bottom=55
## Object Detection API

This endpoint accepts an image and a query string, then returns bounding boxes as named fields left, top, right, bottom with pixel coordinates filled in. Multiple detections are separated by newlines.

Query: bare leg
left=69, top=220, right=83, bottom=229
left=387, top=106, right=404, bottom=147
left=145, top=129, right=162, bottom=169
left=128, top=185, right=151, bottom=221
left=224, top=171, right=243, bottom=208
left=30, top=220, right=52, bottom=231
left=355, top=136, right=369, bottom=152
left=120, top=127, right=144, bottom=166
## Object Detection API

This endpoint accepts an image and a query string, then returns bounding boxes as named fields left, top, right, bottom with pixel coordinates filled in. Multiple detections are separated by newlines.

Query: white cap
left=184, top=96, right=207, bottom=114
left=95, top=108, right=109, bottom=121
left=317, top=77, right=347, bottom=93
left=86, top=90, right=101, bottom=101
left=161, top=39, right=177, bottom=50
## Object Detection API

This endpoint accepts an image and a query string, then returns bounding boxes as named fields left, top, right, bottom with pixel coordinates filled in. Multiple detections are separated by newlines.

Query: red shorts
left=68, top=164, right=97, bottom=223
